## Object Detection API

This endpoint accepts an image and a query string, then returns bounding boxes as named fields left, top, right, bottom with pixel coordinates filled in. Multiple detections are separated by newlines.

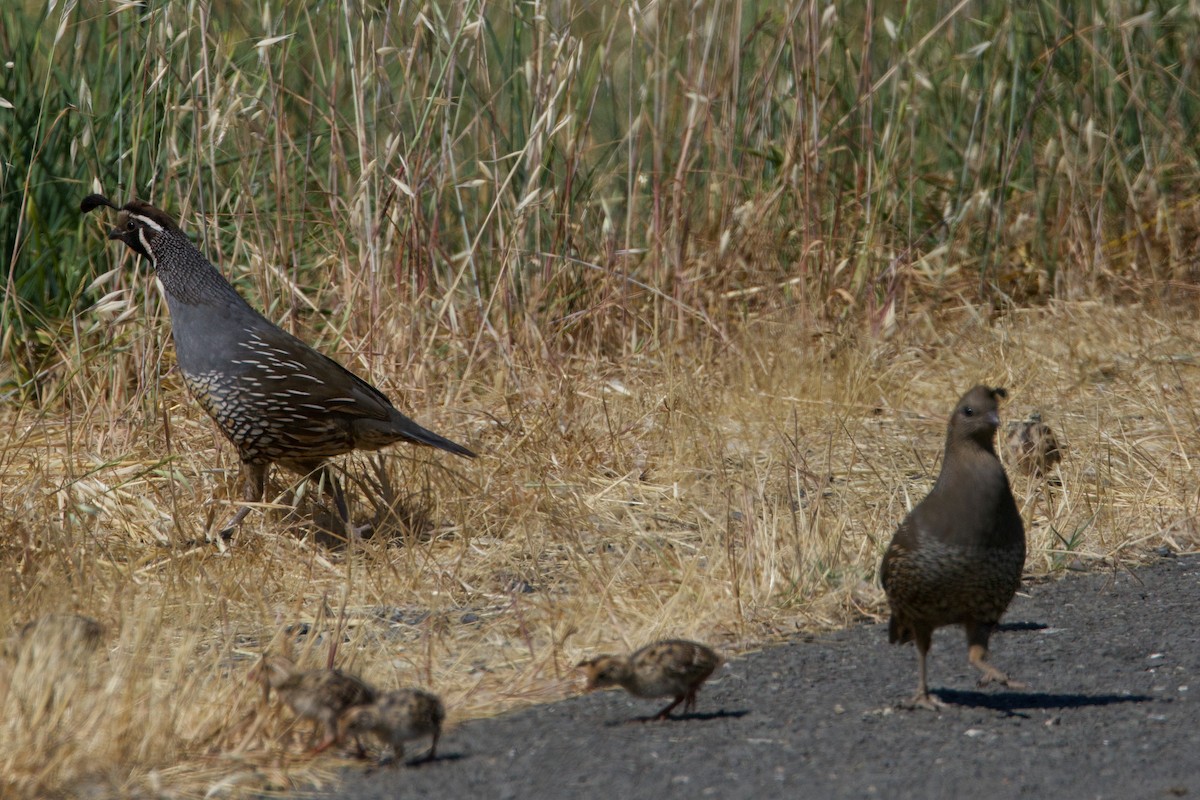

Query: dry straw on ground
left=5, top=0, right=1200, bottom=796
left=2, top=299, right=1197, bottom=798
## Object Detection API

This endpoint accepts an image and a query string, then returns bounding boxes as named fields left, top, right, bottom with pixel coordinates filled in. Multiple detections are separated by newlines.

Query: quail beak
left=107, top=228, right=122, bottom=241
left=987, top=411, right=1001, bottom=427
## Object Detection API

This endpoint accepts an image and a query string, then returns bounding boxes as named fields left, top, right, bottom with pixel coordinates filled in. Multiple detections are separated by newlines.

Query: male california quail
left=577, top=639, right=721, bottom=720
left=338, top=687, right=445, bottom=764
left=1005, top=411, right=1063, bottom=477
left=249, top=655, right=377, bottom=754
left=81, top=194, right=475, bottom=537
left=879, top=385, right=1027, bottom=709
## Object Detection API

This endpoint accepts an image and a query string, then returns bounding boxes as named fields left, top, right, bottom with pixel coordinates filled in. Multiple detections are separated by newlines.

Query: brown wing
left=879, top=516, right=919, bottom=592
left=653, top=640, right=720, bottom=686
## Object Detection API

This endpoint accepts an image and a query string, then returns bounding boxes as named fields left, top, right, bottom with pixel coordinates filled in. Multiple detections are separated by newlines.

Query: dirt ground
left=287, top=552, right=1200, bottom=799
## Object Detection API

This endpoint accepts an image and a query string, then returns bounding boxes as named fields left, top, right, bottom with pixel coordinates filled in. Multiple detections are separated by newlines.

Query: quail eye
left=126, top=220, right=136, bottom=230
left=963, top=406, right=974, bottom=417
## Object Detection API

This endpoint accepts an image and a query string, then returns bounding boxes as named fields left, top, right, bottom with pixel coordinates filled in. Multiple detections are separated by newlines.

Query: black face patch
left=84, top=194, right=178, bottom=264
left=105, top=210, right=163, bottom=261
left=82, top=194, right=181, bottom=235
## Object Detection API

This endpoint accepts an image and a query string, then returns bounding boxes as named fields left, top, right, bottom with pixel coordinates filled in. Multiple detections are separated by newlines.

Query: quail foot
left=250, top=655, right=377, bottom=754
left=82, top=194, right=475, bottom=541
left=880, top=385, right=1027, bottom=710
left=339, top=687, right=445, bottom=765
left=577, top=639, right=721, bottom=721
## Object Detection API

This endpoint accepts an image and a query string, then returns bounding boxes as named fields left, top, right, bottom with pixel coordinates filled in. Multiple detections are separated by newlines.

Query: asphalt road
left=298, top=553, right=1200, bottom=800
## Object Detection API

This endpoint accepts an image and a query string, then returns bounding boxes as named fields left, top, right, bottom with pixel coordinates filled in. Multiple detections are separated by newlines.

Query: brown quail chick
left=577, top=639, right=721, bottom=721
left=6, top=614, right=105, bottom=716
left=6, top=614, right=104, bottom=661
left=339, top=688, right=445, bottom=765
left=1005, top=412, right=1063, bottom=477
left=880, top=385, right=1027, bottom=710
left=250, top=655, right=377, bottom=754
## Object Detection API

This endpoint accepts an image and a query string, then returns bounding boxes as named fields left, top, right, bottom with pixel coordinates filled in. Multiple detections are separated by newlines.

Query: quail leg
left=216, top=461, right=268, bottom=540
left=321, top=468, right=373, bottom=543
left=905, top=628, right=946, bottom=710
left=309, top=734, right=337, bottom=755
left=426, top=729, right=439, bottom=762
left=379, top=741, right=405, bottom=766
left=321, top=471, right=376, bottom=541
left=308, top=715, right=340, bottom=755
left=312, top=463, right=350, bottom=532
left=966, top=622, right=1026, bottom=689
left=285, top=459, right=367, bottom=543
left=651, top=694, right=687, bottom=721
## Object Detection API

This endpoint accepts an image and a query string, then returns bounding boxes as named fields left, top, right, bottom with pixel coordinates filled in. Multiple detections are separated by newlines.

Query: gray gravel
left=296, top=553, right=1200, bottom=800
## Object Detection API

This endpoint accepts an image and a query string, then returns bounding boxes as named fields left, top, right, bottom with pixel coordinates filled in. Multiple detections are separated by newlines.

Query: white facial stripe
left=131, top=213, right=164, bottom=233
left=137, top=227, right=157, bottom=265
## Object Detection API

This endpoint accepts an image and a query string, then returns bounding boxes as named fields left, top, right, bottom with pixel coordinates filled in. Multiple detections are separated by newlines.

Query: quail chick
left=6, top=613, right=104, bottom=661
left=880, top=385, right=1027, bottom=709
left=1005, top=412, right=1063, bottom=477
left=339, top=687, right=445, bottom=764
left=577, top=639, right=721, bottom=720
left=6, top=613, right=105, bottom=717
left=250, top=655, right=377, bottom=753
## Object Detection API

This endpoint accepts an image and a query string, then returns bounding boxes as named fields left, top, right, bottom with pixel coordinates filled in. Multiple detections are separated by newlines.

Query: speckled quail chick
left=1005, top=411, right=1063, bottom=477
left=250, top=655, right=377, bottom=754
left=577, top=639, right=721, bottom=720
left=880, top=385, right=1027, bottom=710
left=5, top=613, right=104, bottom=661
left=339, top=687, right=445, bottom=764
left=81, top=194, right=476, bottom=539
left=6, top=613, right=105, bottom=717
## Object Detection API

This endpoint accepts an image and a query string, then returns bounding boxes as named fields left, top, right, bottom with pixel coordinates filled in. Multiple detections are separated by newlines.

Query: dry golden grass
left=6, top=2, right=1200, bottom=794
left=1, top=297, right=1197, bottom=798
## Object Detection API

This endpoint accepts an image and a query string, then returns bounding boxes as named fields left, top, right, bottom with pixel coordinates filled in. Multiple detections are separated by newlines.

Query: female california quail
left=338, top=687, right=445, bottom=764
left=577, top=639, right=721, bottom=720
left=81, top=194, right=475, bottom=538
left=249, top=655, right=377, bottom=754
left=879, top=385, right=1027, bottom=709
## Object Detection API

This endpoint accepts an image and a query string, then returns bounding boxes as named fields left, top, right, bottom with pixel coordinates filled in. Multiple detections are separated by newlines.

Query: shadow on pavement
left=603, top=708, right=750, bottom=727
left=360, top=752, right=464, bottom=773
left=996, top=621, right=1050, bottom=632
left=936, top=688, right=1154, bottom=713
